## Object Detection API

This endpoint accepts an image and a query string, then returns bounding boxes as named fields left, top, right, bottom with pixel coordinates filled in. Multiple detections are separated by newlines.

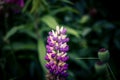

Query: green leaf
left=3, top=42, right=36, bottom=51
left=30, top=0, right=41, bottom=13
left=38, top=38, right=47, bottom=75
left=60, top=0, right=73, bottom=4
left=41, top=15, right=58, bottom=29
left=41, top=0, right=49, bottom=6
left=80, top=15, right=90, bottom=24
left=51, top=6, right=79, bottom=15
left=41, top=16, right=80, bottom=38
left=4, top=25, right=24, bottom=40
left=81, top=27, right=92, bottom=37
left=22, top=0, right=32, bottom=12
left=66, top=26, right=80, bottom=38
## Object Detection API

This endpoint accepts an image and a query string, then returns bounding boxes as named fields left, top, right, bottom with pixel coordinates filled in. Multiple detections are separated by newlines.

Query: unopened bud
left=94, top=61, right=107, bottom=74
left=98, top=48, right=110, bottom=62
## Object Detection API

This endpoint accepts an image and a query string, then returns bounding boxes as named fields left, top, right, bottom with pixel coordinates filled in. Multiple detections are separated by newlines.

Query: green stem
left=76, top=57, right=99, bottom=60
left=106, top=64, right=111, bottom=80
left=107, top=63, right=117, bottom=80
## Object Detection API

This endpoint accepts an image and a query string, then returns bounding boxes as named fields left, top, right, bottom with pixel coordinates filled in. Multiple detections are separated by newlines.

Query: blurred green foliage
left=0, top=0, right=120, bottom=80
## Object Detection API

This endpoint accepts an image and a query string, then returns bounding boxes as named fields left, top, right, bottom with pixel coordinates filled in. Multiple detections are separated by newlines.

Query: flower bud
left=94, top=61, right=107, bottom=74
left=98, top=48, right=110, bottom=62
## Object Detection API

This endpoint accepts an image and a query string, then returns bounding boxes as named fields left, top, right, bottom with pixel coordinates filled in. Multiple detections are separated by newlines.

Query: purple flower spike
left=45, top=56, right=50, bottom=62
left=45, top=26, right=69, bottom=80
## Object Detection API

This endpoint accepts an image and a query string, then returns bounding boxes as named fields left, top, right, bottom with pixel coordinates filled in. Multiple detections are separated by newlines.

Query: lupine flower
left=45, top=26, right=69, bottom=80
left=5, top=0, right=24, bottom=7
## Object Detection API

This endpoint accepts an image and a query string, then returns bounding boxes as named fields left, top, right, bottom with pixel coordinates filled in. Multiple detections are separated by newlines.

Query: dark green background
left=0, top=0, right=120, bottom=80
